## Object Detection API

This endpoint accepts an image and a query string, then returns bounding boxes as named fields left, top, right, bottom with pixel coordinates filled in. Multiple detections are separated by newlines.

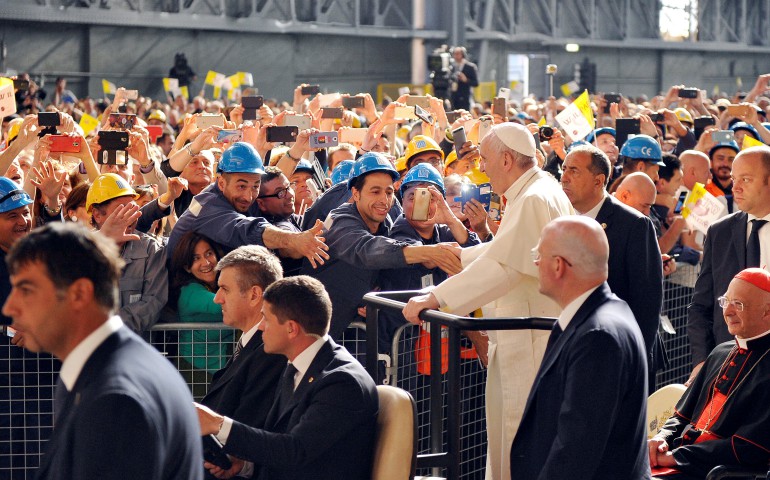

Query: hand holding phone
left=410, top=187, right=431, bottom=222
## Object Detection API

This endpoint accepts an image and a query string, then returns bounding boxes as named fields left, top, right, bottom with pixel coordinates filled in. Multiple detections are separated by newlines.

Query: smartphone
left=284, top=114, right=312, bottom=130
left=411, top=187, right=431, bottom=221
left=711, top=130, right=735, bottom=144
left=195, top=114, right=225, bottom=129
left=309, top=131, right=339, bottom=149
left=125, top=89, right=139, bottom=100
left=242, top=95, right=264, bottom=121
left=414, top=105, right=434, bottom=124
left=217, top=129, right=243, bottom=143
left=338, top=128, right=367, bottom=146
left=678, top=88, right=700, bottom=99
left=301, top=84, right=321, bottom=96
left=726, top=104, right=751, bottom=117
left=37, top=112, right=61, bottom=127
left=202, top=435, right=232, bottom=470
left=405, top=96, right=430, bottom=108
left=13, top=79, right=29, bottom=91
left=460, top=183, right=492, bottom=210
left=321, top=107, right=344, bottom=119
left=604, top=93, right=621, bottom=113
left=394, top=106, right=417, bottom=120
left=266, top=126, right=298, bottom=143
left=493, top=97, right=507, bottom=117
left=693, top=116, right=716, bottom=140
left=99, top=150, right=127, bottom=166
left=98, top=130, right=130, bottom=151
left=452, top=126, right=467, bottom=155
left=342, top=96, right=365, bottom=109
left=478, top=118, right=493, bottom=142
left=48, top=135, right=82, bottom=153
left=649, top=113, right=664, bottom=123
left=615, top=118, right=641, bottom=150
left=497, top=87, right=510, bottom=100
left=108, top=113, right=137, bottom=130
left=673, top=191, right=688, bottom=215
left=145, top=125, right=163, bottom=143
left=446, top=111, right=462, bottom=124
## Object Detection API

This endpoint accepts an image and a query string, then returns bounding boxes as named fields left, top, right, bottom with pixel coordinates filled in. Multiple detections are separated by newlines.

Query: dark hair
left=7, top=222, right=123, bottom=311
left=64, top=182, right=90, bottom=221
left=263, top=275, right=331, bottom=336
left=215, top=245, right=283, bottom=293
left=658, top=153, right=682, bottom=182
left=169, top=231, right=223, bottom=304
left=568, top=145, right=612, bottom=187
left=259, top=166, right=285, bottom=193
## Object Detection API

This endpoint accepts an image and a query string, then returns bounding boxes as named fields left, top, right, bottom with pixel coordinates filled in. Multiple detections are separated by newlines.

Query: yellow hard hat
left=86, top=173, right=138, bottom=213
left=147, top=109, right=167, bottom=123
left=397, top=125, right=411, bottom=141
left=444, top=150, right=458, bottom=169
left=394, top=156, right=408, bottom=172
left=465, top=164, right=490, bottom=185
left=404, top=135, right=444, bottom=168
left=6, top=118, right=24, bottom=144
left=674, top=108, right=693, bottom=125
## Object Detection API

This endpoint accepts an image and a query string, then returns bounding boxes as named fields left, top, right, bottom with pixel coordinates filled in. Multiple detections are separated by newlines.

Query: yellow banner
left=227, top=74, right=241, bottom=89
left=79, top=113, right=99, bottom=136
left=102, top=79, right=116, bottom=95
left=742, top=134, right=764, bottom=150
left=573, top=90, right=595, bottom=128
left=180, top=86, right=189, bottom=99
left=204, top=70, right=219, bottom=86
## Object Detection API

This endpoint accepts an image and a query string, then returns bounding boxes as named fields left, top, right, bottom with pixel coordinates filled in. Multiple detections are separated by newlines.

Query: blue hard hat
left=730, top=122, right=760, bottom=140
left=585, top=127, right=616, bottom=143
left=709, top=140, right=740, bottom=158
left=330, top=160, right=355, bottom=186
left=0, top=177, right=33, bottom=214
left=217, top=142, right=265, bottom=174
left=567, top=140, right=590, bottom=152
left=294, top=159, right=315, bottom=175
left=400, top=163, right=445, bottom=196
left=619, top=135, right=664, bottom=166
left=347, top=152, right=400, bottom=189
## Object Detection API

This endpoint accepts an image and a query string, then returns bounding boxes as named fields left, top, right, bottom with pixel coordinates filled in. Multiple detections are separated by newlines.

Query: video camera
left=428, top=45, right=452, bottom=101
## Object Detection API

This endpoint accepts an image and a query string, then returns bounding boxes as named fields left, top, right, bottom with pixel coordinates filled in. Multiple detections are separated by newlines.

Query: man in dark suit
left=687, top=146, right=770, bottom=383
left=510, top=216, right=649, bottom=480
left=196, top=275, right=379, bottom=480
left=1, top=222, right=202, bottom=480
left=200, top=245, right=286, bottom=431
left=561, top=145, right=664, bottom=385
left=450, top=46, right=479, bottom=111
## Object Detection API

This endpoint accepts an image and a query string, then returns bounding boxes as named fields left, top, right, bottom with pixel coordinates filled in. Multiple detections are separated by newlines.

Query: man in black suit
left=450, top=46, right=479, bottom=111
left=196, top=276, right=379, bottom=480
left=2, top=222, right=202, bottom=480
left=200, top=245, right=286, bottom=433
left=561, top=145, right=664, bottom=385
left=687, top=146, right=770, bottom=383
left=510, top=216, right=649, bottom=479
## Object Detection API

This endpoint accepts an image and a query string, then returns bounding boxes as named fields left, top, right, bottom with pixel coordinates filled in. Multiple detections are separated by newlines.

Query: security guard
left=304, top=153, right=463, bottom=339
left=87, top=173, right=168, bottom=333
left=168, top=142, right=328, bottom=266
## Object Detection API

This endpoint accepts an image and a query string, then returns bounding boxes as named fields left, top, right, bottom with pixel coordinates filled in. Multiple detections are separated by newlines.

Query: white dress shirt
left=59, top=315, right=123, bottom=391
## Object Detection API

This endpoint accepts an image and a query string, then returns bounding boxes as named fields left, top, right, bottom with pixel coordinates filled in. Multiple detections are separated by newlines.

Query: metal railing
left=363, top=290, right=556, bottom=480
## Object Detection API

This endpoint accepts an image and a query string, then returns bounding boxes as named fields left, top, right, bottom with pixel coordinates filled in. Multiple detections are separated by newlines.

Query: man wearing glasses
left=256, top=166, right=303, bottom=276
left=650, top=268, right=770, bottom=478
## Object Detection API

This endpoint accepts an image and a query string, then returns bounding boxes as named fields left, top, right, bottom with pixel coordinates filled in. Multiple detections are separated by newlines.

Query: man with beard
left=704, top=140, right=739, bottom=214
left=256, top=167, right=303, bottom=276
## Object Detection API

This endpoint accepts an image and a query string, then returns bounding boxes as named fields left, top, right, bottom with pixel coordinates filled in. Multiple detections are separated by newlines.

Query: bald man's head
left=679, top=150, right=710, bottom=190
left=616, top=172, right=657, bottom=216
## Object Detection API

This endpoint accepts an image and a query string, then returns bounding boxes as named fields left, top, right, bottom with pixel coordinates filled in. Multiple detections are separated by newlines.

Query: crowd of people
left=2, top=54, right=770, bottom=479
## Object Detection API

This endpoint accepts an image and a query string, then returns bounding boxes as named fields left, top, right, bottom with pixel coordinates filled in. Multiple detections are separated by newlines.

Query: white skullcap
left=491, top=122, right=536, bottom=157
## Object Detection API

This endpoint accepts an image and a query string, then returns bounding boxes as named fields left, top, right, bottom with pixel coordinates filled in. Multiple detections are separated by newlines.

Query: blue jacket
left=167, top=183, right=270, bottom=258
left=300, top=182, right=403, bottom=230
left=303, top=203, right=409, bottom=339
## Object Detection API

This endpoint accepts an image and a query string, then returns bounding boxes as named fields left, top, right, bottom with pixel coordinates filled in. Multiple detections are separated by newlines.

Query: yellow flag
left=509, top=80, right=519, bottom=89
left=227, top=74, right=241, bottom=89
left=162, top=78, right=170, bottom=92
left=237, top=72, right=254, bottom=87
left=180, top=86, right=189, bottom=99
left=537, top=117, right=546, bottom=127
left=204, top=70, right=219, bottom=86
left=79, top=113, right=99, bottom=136
left=680, top=183, right=706, bottom=219
left=213, top=86, right=221, bottom=99
left=102, top=79, right=116, bottom=95
left=742, top=134, right=764, bottom=150
left=573, top=90, right=595, bottom=128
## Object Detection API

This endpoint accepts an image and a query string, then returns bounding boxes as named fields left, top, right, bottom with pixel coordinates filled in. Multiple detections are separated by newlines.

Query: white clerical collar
left=59, top=315, right=123, bottom=391
left=288, top=335, right=330, bottom=389
left=557, top=285, right=600, bottom=331
left=736, top=328, right=770, bottom=349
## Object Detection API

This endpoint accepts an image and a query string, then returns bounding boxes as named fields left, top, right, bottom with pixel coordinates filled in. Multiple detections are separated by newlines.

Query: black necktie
left=54, top=377, right=68, bottom=423
left=746, top=219, right=767, bottom=268
left=546, top=323, right=563, bottom=352
left=278, top=364, right=298, bottom=410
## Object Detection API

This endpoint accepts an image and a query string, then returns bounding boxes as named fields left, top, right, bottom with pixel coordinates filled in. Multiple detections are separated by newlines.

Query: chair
left=705, top=465, right=769, bottom=480
left=647, top=383, right=687, bottom=439
left=371, top=385, right=417, bottom=480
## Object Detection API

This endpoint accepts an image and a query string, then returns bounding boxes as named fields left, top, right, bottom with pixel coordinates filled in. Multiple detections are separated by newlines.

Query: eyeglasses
left=718, top=296, right=746, bottom=312
left=258, top=182, right=296, bottom=199
left=530, top=247, right=573, bottom=267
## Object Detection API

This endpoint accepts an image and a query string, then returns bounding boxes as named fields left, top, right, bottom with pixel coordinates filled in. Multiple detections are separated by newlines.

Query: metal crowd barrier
left=363, top=290, right=556, bottom=480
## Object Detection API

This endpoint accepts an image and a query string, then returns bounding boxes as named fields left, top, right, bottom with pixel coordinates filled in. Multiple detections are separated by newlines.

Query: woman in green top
left=170, top=231, right=233, bottom=384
